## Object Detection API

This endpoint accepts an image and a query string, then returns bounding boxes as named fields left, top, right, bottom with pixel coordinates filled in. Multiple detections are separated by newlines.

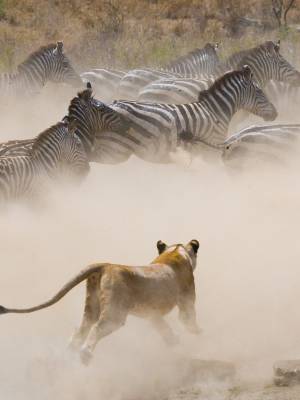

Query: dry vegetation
left=0, top=1, right=300, bottom=71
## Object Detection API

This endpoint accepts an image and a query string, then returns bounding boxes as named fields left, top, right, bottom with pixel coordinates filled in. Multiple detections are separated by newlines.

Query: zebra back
left=166, top=43, right=220, bottom=76
left=0, top=138, right=35, bottom=157
left=138, top=76, right=214, bottom=104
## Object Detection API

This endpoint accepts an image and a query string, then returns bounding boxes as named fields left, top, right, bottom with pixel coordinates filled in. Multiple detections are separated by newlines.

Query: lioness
left=0, top=239, right=200, bottom=364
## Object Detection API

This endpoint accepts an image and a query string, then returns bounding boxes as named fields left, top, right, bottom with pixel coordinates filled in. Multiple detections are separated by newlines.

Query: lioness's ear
left=157, top=240, right=167, bottom=254
left=189, top=239, right=199, bottom=254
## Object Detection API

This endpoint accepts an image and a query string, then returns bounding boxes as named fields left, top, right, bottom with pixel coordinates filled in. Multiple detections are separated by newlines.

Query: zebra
left=165, top=42, right=220, bottom=76
left=218, top=41, right=300, bottom=88
left=138, top=41, right=300, bottom=105
left=0, top=41, right=82, bottom=97
left=0, top=121, right=89, bottom=201
left=66, top=83, right=134, bottom=163
left=95, top=65, right=277, bottom=163
left=117, top=42, right=219, bottom=100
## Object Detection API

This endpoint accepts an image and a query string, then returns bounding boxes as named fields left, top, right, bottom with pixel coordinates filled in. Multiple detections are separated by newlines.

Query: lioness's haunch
left=0, top=239, right=200, bottom=365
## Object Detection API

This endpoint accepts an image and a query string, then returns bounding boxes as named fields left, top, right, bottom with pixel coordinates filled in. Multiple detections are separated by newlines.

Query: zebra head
left=240, top=41, right=300, bottom=87
left=239, top=65, right=277, bottom=122
left=67, top=83, right=131, bottom=156
left=266, top=41, right=300, bottom=86
left=49, top=41, right=82, bottom=87
left=58, top=120, right=90, bottom=182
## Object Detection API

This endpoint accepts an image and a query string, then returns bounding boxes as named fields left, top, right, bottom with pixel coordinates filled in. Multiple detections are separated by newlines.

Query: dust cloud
left=0, top=87, right=300, bottom=400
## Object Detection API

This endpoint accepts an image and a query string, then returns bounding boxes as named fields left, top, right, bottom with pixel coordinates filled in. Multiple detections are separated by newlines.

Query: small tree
left=272, top=0, right=296, bottom=28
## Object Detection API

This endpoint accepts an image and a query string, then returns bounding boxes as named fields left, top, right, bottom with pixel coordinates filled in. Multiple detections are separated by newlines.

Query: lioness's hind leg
left=151, top=316, right=179, bottom=346
left=69, top=274, right=100, bottom=351
left=80, top=304, right=128, bottom=365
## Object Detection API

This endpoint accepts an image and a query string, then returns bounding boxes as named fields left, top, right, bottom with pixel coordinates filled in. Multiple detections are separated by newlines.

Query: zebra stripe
left=217, top=41, right=300, bottom=88
left=0, top=121, right=89, bottom=201
left=103, top=66, right=277, bottom=163
left=138, top=77, right=213, bottom=103
left=166, top=43, right=220, bottom=76
left=66, top=84, right=132, bottom=161
left=0, top=41, right=82, bottom=97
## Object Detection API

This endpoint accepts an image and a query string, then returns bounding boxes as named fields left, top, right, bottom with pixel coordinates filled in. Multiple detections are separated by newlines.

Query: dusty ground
left=0, top=83, right=300, bottom=399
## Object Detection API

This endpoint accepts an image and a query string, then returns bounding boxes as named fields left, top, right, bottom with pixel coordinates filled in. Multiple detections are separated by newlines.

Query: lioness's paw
left=80, top=347, right=93, bottom=366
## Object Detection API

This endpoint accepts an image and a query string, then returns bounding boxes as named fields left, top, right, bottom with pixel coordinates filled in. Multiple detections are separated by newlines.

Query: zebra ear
left=214, top=42, right=219, bottom=50
left=275, top=40, right=280, bottom=52
left=157, top=240, right=167, bottom=255
left=242, top=65, right=252, bottom=81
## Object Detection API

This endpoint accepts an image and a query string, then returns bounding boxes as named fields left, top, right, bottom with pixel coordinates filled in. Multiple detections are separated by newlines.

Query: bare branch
left=283, top=0, right=296, bottom=26
left=272, top=0, right=283, bottom=27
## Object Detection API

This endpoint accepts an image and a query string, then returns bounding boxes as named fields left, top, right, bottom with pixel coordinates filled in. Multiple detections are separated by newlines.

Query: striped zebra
left=0, top=121, right=89, bottom=201
left=66, top=83, right=132, bottom=162
left=218, top=41, right=300, bottom=88
left=165, top=42, right=220, bottom=76
left=91, top=65, right=277, bottom=163
left=116, top=42, right=219, bottom=100
left=138, top=41, right=300, bottom=105
left=0, top=41, right=82, bottom=97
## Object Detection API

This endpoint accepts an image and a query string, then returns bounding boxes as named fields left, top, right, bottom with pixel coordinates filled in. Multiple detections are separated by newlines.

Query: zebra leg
left=80, top=302, right=128, bottom=365
left=69, top=274, right=100, bottom=351
left=150, top=316, right=179, bottom=346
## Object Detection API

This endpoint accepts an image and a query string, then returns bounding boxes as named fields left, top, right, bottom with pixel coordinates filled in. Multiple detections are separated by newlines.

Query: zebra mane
left=166, top=43, right=219, bottom=68
left=31, top=121, right=67, bottom=155
left=197, top=69, right=246, bottom=102
left=17, top=43, right=58, bottom=71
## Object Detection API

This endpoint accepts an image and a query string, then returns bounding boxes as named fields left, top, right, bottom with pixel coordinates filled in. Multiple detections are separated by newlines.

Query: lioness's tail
left=0, top=263, right=109, bottom=315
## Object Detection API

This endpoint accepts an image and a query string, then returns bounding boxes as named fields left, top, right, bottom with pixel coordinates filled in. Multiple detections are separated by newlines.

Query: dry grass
left=0, top=0, right=299, bottom=71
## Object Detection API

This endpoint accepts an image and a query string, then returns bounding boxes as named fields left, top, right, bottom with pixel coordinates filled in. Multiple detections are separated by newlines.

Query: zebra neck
left=17, top=64, right=47, bottom=93
left=31, top=135, right=62, bottom=176
left=204, top=86, right=238, bottom=127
